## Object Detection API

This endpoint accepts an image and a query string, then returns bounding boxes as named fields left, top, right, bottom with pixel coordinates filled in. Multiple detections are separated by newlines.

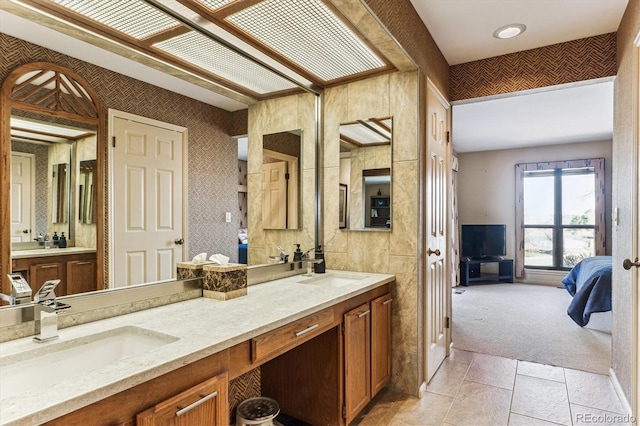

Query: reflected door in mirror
left=10, top=153, right=34, bottom=242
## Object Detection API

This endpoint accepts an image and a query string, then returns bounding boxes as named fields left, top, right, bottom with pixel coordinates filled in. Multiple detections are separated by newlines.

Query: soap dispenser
left=58, top=232, right=67, bottom=248
left=293, top=244, right=303, bottom=261
left=314, top=245, right=325, bottom=273
left=52, top=232, right=59, bottom=246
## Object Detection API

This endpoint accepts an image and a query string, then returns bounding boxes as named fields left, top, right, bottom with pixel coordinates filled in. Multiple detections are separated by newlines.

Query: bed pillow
left=238, top=228, right=248, bottom=244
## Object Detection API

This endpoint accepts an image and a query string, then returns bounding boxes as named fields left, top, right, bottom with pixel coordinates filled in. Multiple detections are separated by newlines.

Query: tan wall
left=247, top=93, right=316, bottom=264
left=323, top=71, right=420, bottom=395
left=613, top=0, right=640, bottom=405
left=457, top=141, right=613, bottom=268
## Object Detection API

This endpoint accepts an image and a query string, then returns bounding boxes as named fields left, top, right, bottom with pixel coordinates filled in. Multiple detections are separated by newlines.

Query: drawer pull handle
left=41, top=265, right=58, bottom=269
left=175, top=391, right=218, bottom=416
left=295, top=324, right=319, bottom=337
left=75, top=261, right=91, bottom=265
left=358, top=309, right=371, bottom=318
left=383, top=299, right=393, bottom=305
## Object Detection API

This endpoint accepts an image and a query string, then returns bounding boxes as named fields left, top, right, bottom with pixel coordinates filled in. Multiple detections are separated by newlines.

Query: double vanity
left=0, top=270, right=394, bottom=426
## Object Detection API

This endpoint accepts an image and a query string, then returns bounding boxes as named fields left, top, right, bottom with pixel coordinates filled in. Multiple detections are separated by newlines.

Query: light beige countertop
left=0, top=270, right=394, bottom=426
left=11, top=247, right=96, bottom=259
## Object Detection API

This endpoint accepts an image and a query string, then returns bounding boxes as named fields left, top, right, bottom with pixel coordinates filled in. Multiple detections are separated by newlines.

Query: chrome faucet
left=268, top=246, right=289, bottom=263
left=32, top=279, right=70, bottom=343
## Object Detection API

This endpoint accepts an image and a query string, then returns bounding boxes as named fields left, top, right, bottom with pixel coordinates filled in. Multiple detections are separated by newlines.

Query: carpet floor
left=451, top=283, right=611, bottom=375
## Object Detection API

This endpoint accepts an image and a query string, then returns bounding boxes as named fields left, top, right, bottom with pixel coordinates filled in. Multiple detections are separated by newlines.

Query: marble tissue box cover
left=176, top=261, right=211, bottom=279
left=202, top=263, right=247, bottom=300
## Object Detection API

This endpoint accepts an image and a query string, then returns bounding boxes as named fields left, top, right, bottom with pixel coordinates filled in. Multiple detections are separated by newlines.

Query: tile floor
left=352, top=350, right=631, bottom=426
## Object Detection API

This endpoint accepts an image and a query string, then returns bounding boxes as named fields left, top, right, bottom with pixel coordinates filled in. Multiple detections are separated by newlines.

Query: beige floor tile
left=444, top=381, right=512, bottom=426
left=449, top=349, right=475, bottom=365
left=511, top=375, right=572, bottom=425
left=571, top=404, right=633, bottom=426
left=465, top=353, right=517, bottom=390
left=564, top=369, right=625, bottom=414
left=427, top=358, right=470, bottom=397
left=508, top=413, right=565, bottom=425
left=388, top=391, right=454, bottom=425
left=517, top=361, right=565, bottom=383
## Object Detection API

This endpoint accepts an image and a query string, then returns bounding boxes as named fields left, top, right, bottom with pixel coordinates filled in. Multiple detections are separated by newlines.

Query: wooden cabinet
left=11, top=252, right=97, bottom=297
left=344, top=303, right=371, bottom=424
left=344, top=293, right=393, bottom=424
left=371, top=294, right=392, bottom=395
left=67, top=258, right=97, bottom=295
left=137, top=372, right=228, bottom=426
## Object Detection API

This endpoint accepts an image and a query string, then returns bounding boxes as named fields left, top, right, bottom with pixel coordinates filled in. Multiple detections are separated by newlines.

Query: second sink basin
left=0, top=326, right=178, bottom=399
left=297, top=272, right=368, bottom=287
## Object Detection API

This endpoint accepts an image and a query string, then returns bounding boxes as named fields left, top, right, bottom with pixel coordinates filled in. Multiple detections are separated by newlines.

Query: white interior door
left=10, top=152, right=34, bottom=243
left=425, top=82, right=450, bottom=382
left=262, top=161, right=287, bottom=229
left=112, top=116, right=184, bottom=287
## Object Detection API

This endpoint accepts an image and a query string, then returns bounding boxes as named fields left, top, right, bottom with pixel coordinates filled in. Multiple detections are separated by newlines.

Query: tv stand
left=460, top=258, right=513, bottom=286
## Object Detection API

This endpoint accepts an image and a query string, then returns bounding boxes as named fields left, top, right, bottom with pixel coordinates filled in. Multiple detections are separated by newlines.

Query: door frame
left=10, top=151, right=35, bottom=243
left=107, top=109, right=188, bottom=288
left=633, top=29, right=640, bottom=426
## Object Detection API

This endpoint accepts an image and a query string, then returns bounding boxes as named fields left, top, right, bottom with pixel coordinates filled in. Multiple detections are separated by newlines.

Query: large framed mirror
left=262, top=129, right=302, bottom=230
left=1, top=62, right=104, bottom=297
left=338, top=117, right=393, bottom=230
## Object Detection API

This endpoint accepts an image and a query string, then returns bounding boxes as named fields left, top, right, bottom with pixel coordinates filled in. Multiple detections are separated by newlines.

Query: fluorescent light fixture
left=493, top=23, right=526, bottom=39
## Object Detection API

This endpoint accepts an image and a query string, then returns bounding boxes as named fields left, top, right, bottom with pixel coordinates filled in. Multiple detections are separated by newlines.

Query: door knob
left=22, top=229, right=29, bottom=234
left=428, top=248, right=441, bottom=256
left=623, top=257, right=640, bottom=270
left=174, top=238, right=184, bottom=245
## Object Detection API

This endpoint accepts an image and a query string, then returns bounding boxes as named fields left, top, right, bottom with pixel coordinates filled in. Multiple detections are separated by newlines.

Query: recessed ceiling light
left=493, top=24, right=526, bottom=39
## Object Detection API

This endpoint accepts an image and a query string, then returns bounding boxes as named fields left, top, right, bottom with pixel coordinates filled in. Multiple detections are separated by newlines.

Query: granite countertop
left=11, top=247, right=96, bottom=259
left=0, top=270, right=394, bottom=425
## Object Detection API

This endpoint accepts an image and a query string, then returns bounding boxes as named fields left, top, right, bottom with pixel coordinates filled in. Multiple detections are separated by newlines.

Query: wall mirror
left=262, top=129, right=302, bottom=230
left=1, top=62, right=104, bottom=299
left=339, top=117, right=393, bottom=230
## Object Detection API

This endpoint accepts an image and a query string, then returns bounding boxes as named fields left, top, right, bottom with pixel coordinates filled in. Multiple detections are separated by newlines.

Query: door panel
left=262, top=161, right=287, bottom=229
left=425, top=83, right=450, bottom=382
left=113, top=117, right=184, bottom=287
left=344, top=303, right=371, bottom=424
left=10, top=153, right=33, bottom=243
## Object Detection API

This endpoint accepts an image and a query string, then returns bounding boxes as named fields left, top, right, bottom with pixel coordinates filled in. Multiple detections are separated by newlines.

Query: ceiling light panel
left=50, top=0, right=180, bottom=39
left=226, top=0, right=386, bottom=81
left=155, top=31, right=298, bottom=94
left=195, top=0, right=236, bottom=11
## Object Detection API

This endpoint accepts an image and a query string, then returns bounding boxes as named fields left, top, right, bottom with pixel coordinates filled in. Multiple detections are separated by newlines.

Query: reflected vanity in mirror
left=339, top=117, right=393, bottom=230
left=262, top=129, right=301, bottom=230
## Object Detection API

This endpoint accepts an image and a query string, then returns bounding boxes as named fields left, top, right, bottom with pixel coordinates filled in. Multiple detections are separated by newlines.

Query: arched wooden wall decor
left=1, top=62, right=104, bottom=295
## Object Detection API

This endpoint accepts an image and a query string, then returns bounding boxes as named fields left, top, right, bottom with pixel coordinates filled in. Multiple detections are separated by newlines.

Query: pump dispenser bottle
left=314, top=245, right=325, bottom=273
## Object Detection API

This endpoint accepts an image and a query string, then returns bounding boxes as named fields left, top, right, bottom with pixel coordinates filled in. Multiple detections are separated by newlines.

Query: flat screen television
left=461, top=224, right=506, bottom=259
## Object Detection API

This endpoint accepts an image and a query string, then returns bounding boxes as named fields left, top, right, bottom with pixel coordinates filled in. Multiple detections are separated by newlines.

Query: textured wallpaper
left=450, top=33, right=617, bottom=101
left=1, top=33, right=248, bottom=283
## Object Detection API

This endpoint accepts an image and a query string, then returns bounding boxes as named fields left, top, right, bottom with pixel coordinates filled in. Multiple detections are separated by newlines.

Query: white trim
left=632, top=30, right=640, bottom=424
left=107, top=109, right=188, bottom=289
left=610, top=368, right=634, bottom=418
left=10, top=151, right=36, bottom=242
left=418, top=381, right=427, bottom=398
left=521, top=269, right=567, bottom=286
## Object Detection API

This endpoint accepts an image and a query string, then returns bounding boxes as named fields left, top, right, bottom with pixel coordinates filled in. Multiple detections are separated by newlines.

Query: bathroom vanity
left=0, top=271, right=393, bottom=426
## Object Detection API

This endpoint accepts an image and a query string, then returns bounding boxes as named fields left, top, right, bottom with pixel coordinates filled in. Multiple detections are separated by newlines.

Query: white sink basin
left=297, top=272, right=368, bottom=287
left=0, top=326, right=178, bottom=399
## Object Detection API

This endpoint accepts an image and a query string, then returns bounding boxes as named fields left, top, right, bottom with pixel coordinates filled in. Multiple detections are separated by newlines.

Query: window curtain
left=451, top=155, right=460, bottom=286
left=514, top=158, right=606, bottom=278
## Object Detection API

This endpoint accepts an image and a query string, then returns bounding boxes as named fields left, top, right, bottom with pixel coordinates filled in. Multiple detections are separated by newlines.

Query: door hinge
left=112, top=136, right=116, bottom=148
left=341, top=323, right=345, bottom=335
left=446, top=131, right=450, bottom=144
left=445, top=316, right=450, bottom=329
left=342, top=406, right=346, bottom=418
left=285, top=172, right=290, bottom=180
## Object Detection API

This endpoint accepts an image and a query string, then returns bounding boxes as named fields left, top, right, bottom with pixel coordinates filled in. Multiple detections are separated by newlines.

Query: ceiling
left=0, top=1, right=630, bottom=153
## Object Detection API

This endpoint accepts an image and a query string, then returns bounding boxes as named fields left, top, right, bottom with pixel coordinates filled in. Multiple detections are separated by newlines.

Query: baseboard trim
left=609, top=368, right=633, bottom=417
left=419, top=381, right=427, bottom=398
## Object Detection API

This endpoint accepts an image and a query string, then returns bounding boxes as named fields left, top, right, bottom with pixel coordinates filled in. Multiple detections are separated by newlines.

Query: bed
left=561, top=256, right=612, bottom=326
left=238, top=228, right=248, bottom=264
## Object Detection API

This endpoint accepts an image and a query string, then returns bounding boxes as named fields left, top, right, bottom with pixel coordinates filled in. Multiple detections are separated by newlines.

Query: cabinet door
left=66, top=259, right=97, bottom=295
left=137, top=372, right=228, bottom=426
left=344, top=303, right=371, bottom=424
left=30, top=262, right=65, bottom=296
left=371, top=294, right=392, bottom=396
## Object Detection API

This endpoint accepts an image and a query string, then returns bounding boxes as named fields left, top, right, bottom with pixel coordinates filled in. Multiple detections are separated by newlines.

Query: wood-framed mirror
left=1, top=62, right=104, bottom=297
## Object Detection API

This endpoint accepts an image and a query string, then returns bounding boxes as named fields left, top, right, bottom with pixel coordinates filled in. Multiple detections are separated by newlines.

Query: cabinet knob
left=427, top=248, right=441, bottom=256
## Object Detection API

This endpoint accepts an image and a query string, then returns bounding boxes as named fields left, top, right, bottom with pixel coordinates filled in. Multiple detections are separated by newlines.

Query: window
left=523, top=167, right=595, bottom=269
left=514, top=158, right=605, bottom=278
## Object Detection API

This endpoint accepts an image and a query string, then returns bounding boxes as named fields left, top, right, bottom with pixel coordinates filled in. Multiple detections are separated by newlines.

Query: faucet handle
left=33, top=279, right=61, bottom=303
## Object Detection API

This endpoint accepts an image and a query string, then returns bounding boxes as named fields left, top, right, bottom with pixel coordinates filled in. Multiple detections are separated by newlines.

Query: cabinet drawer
left=251, top=308, right=335, bottom=363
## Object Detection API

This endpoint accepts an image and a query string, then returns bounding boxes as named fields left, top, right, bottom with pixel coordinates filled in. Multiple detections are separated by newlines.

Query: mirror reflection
left=262, top=129, right=301, bottom=230
left=339, top=117, right=393, bottom=230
